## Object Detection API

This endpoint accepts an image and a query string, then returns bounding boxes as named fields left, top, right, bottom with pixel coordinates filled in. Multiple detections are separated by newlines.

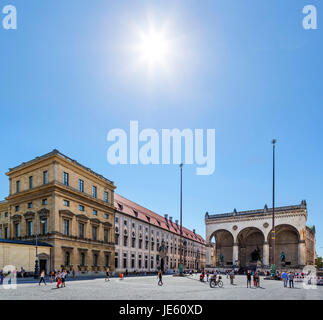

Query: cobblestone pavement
left=0, top=274, right=322, bottom=300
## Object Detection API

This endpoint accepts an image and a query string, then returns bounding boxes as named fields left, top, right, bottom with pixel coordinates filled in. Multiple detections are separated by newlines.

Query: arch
left=237, top=227, right=265, bottom=268
left=267, top=224, right=300, bottom=267
left=209, top=229, right=234, bottom=266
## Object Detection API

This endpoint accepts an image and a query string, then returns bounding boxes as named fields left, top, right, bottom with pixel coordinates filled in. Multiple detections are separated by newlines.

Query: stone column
left=298, top=241, right=306, bottom=267
left=205, top=244, right=212, bottom=267
left=232, top=243, right=239, bottom=265
left=263, top=242, right=269, bottom=267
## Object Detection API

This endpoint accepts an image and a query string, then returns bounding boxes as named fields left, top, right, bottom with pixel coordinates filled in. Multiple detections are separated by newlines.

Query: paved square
left=0, top=275, right=322, bottom=300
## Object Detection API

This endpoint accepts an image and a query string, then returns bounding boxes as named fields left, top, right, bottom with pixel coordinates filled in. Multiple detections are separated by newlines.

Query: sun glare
left=134, top=25, right=173, bottom=73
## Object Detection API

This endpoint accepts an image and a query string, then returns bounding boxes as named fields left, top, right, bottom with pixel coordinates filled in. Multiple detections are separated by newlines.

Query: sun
left=134, top=25, right=172, bottom=72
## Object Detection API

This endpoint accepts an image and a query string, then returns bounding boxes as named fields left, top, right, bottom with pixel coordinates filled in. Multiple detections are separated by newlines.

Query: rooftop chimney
left=193, top=229, right=196, bottom=233
left=164, top=214, right=168, bottom=220
left=175, top=219, right=179, bottom=225
left=169, top=216, right=173, bottom=222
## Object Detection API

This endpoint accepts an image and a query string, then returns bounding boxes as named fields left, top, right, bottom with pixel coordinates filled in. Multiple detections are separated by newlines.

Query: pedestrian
left=105, top=268, right=110, bottom=282
left=56, top=273, right=61, bottom=288
left=61, top=270, right=67, bottom=287
left=247, top=270, right=252, bottom=288
left=206, top=270, right=209, bottom=282
left=282, top=271, right=288, bottom=287
left=72, top=268, right=76, bottom=278
left=20, top=267, right=25, bottom=278
left=158, top=270, right=163, bottom=286
left=288, top=272, right=294, bottom=288
left=230, top=271, right=234, bottom=285
left=253, top=272, right=257, bottom=287
left=39, top=270, right=46, bottom=285
left=0, top=272, right=4, bottom=285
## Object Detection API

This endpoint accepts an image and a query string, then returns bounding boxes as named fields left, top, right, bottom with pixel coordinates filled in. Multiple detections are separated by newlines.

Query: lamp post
left=34, top=216, right=45, bottom=279
left=179, top=163, right=183, bottom=275
left=271, top=139, right=277, bottom=277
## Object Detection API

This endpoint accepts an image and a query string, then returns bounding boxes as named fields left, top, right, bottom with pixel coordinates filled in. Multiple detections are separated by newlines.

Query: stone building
left=114, top=194, right=206, bottom=273
left=0, top=150, right=116, bottom=275
left=205, top=201, right=316, bottom=270
left=0, top=150, right=206, bottom=275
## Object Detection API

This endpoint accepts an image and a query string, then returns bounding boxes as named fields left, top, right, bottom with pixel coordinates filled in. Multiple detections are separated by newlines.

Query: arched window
left=80, top=253, right=85, bottom=266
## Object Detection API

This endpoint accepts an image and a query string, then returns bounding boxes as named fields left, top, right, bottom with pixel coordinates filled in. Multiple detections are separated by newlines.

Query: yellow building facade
left=0, top=150, right=116, bottom=275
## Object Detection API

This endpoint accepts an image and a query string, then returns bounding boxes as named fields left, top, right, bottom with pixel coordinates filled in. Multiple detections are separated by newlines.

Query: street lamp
left=179, top=163, right=183, bottom=276
left=271, top=139, right=277, bottom=277
left=34, top=217, right=45, bottom=279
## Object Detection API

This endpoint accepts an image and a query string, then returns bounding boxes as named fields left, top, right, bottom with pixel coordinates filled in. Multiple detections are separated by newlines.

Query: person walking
left=56, top=272, right=61, bottom=288
left=282, top=271, right=288, bottom=287
left=61, top=270, right=67, bottom=287
left=247, top=270, right=252, bottom=288
left=105, top=268, right=110, bottom=282
left=206, top=270, right=209, bottom=282
left=39, top=270, right=46, bottom=286
left=288, top=272, right=294, bottom=288
left=158, top=270, right=163, bottom=286
left=230, top=271, right=234, bottom=285
left=72, top=268, right=76, bottom=279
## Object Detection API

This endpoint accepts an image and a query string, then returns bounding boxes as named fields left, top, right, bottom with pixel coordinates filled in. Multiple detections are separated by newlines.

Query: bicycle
left=210, top=275, right=223, bottom=288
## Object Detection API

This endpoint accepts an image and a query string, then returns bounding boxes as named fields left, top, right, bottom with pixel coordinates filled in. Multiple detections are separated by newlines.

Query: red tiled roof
left=114, top=193, right=205, bottom=245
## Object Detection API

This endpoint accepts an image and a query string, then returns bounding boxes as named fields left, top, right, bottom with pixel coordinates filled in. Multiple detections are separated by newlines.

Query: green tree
left=316, top=256, right=323, bottom=269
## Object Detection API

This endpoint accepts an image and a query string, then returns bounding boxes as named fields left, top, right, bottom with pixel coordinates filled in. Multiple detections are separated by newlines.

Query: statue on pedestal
left=280, top=251, right=286, bottom=266
left=251, top=246, right=261, bottom=262
left=219, top=252, right=224, bottom=266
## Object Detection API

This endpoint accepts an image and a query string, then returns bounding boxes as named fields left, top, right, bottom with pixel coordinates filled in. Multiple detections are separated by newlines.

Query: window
left=79, top=223, right=85, bottom=239
left=29, top=176, right=33, bottom=189
left=145, top=256, right=148, bottom=269
left=80, top=253, right=85, bottom=266
left=105, top=255, right=110, bottom=267
left=115, top=234, right=119, bottom=245
left=27, top=221, right=33, bottom=236
left=15, top=205, right=20, bottom=212
left=42, top=218, right=47, bottom=235
left=132, top=237, right=136, bottom=248
left=63, top=200, right=70, bottom=207
left=92, top=186, right=97, bottom=198
left=123, top=253, right=127, bottom=268
left=92, top=209, right=97, bottom=216
left=42, top=199, right=48, bottom=205
left=131, top=254, right=135, bottom=268
left=15, top=223, right=20, bottom=237
left=115, top=253, right=118, bottom=268
left=124, top=220, right=127, bottom=226
left=28, top=202, right=33, bottom=209
left=79, top=179, right=84, bottom=192
left=63, top=219, right=69, bottom=236
left=92, top=226, right=97, bottom=241
left=138, top=255, right=142, bottom=269
left=123, top=235, right=128, bottom=247
left=104, top=229, right=108, bottom=243
left=115, top=217, right=119, bottom=223
left=93, top=254, right=98, bottom=267
left=79, top=205, right=85, bottom=212
left=16, top=180, right=20, bottom=193
left=63, top=172, right=69, bottom=186
left=132, top=223, right=135, bottom=228
left=104, top=191, right=108, bottom=203
left=5, top=212, right=8, bottom=217
left=104, top=214, right=108, bottom=219
left=151, top=255, right=154, bottom=269
left=43, top=171, right=48, bottom=184
left=65, top=252, right=70, bottom=266
left=145, top=240, right=148, bottom=250
left=139, top=239, right=142, bottom=249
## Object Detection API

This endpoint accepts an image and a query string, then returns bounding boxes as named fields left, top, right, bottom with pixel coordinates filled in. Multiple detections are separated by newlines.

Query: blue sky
left=0, top=0, right=322, bottom=256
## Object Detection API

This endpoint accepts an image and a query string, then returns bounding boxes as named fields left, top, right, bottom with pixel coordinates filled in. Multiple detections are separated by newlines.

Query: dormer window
left=118, top=203, right=123, bottom=210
